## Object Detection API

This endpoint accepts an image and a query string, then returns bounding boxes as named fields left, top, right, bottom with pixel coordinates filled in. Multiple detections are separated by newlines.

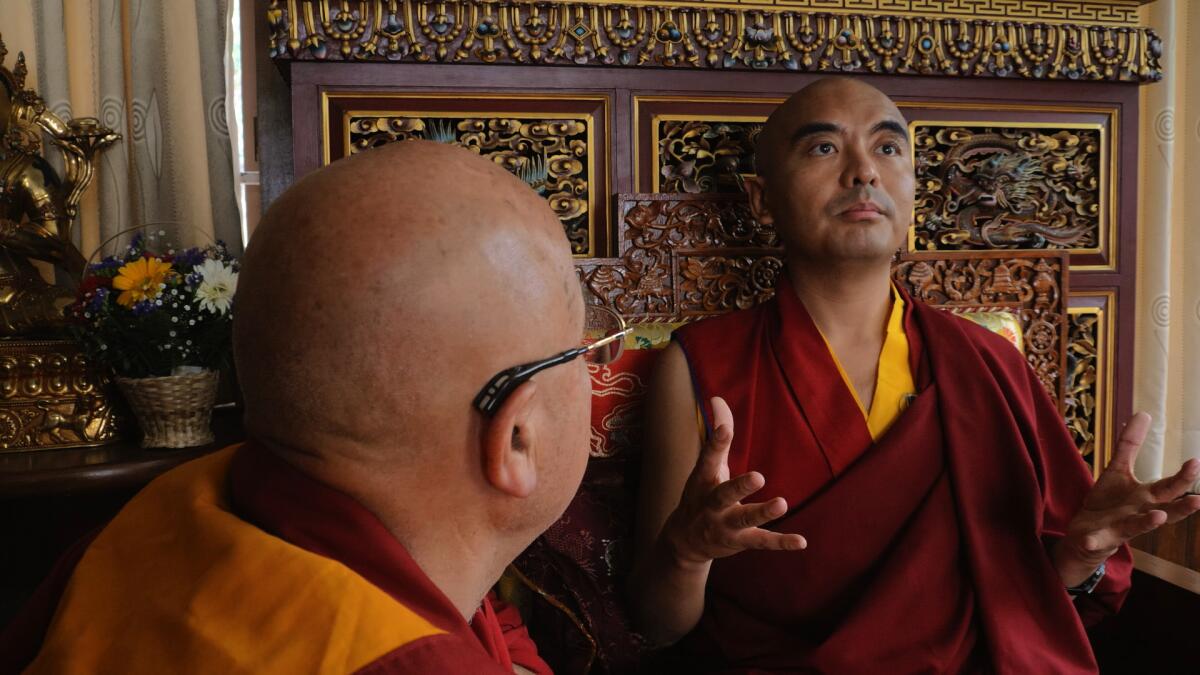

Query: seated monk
left=629, top=78, right=1200, bottom=674
left=0, top=141, right=622, bottom=673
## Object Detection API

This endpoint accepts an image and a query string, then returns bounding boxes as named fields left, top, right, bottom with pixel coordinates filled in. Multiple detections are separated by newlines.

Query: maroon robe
left=671, top=276, right=1131, bottom=674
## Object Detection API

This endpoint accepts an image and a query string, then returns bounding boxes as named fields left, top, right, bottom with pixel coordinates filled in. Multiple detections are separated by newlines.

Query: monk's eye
left=810, top=142, right=836, bottom=156
left=879, top=142, right=902, bottom=156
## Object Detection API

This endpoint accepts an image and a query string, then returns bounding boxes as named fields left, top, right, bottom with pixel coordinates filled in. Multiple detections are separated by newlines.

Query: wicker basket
left=116, top=370, right=220, bottom=448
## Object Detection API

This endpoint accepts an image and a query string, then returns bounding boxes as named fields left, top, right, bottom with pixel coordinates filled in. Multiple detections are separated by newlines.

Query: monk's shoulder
left=925, top=306, right=1030, bottom=371
left=674, top=300, right=771, bottom=353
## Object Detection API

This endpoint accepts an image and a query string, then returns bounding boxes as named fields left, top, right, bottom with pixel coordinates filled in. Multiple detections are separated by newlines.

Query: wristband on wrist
left=1066, top=561, right=1106, bottom=596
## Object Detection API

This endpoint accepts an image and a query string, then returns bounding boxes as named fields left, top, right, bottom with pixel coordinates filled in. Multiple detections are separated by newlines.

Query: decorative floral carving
left=892, top=255, right=1066, bottom=401
left=678, top=255, right=783, bottom=314
left=913, top=125, right=1102, bottom=251
left=1066, top=311, right=1101, bottom=458
left=578, top=196, right=777, bottom=319
left=658, top=120, right=761, bottom=193
left=268, top=1, right=1162, bottom=82
left=346, top=114, right=592, bottom=254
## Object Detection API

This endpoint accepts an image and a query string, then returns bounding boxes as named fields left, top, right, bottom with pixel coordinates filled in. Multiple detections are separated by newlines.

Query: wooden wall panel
left=322, top=92, right=611, bottom=256
left=288, top=65, right=1138, bottom=472
left=1068, top=291, right=1117, bottom=479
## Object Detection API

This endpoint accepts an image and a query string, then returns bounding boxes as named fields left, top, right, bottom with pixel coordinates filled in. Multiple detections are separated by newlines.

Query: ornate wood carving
left=344, top=113, right=594, bottom=253
left=912, top=124, right=1104, bottom=252
left=1066, top=309, right=1102, bottom=459
left=657, top=119, right=761, bottom=194
left=581, top=193, right=1068, bottom=406
left=892, top=253, right=1068, bottom=404
left=267, top=1, right=1162, bottom=82
left=578, top=195, right=778, bottom=319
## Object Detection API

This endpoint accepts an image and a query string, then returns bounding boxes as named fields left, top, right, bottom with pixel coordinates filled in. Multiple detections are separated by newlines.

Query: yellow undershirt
left=820, top=288, right=916, bottom=441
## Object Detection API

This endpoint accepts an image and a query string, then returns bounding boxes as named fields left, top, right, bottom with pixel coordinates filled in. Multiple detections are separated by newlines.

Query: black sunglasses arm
left=472, top=346, right=589, bottom=416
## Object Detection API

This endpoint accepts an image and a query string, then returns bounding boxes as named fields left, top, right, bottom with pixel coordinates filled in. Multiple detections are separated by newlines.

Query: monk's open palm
left=662, top=397, right=807, bottom=566
left=1062, top=412, right=1200, bottom=569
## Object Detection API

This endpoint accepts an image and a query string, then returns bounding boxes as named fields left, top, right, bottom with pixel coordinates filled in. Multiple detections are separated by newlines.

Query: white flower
left=194, top=259, right=238, bottom=315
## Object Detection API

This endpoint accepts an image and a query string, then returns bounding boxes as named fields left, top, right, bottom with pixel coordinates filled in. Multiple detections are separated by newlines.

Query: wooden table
left=0, top=408, right=245, bottom=622
left=0, top=408, right=243, bottom=498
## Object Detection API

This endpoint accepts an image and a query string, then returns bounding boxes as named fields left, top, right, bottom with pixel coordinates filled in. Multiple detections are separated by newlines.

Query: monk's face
left=751, top=79, right=914, bottom=263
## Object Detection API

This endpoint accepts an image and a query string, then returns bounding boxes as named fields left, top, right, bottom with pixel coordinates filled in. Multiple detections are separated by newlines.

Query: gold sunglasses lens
left=583, top=305, right=626, bottom=365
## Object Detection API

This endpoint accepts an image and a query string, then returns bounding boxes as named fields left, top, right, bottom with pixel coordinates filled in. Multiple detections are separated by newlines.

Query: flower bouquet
left=66, top=230, right=238, bottom=448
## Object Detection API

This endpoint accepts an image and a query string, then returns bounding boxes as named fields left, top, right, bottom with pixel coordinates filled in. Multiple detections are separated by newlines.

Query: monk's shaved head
left=756, top=77, right=907, bottom=180
left=235, top=141, right=586, bottom=470
left=234, top=141, right=594, bottom=618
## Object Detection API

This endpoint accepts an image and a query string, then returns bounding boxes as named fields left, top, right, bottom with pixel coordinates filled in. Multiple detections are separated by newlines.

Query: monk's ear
left=744, top=175, right=775, bottom=225
left=482, top=381, right=539, bottom=498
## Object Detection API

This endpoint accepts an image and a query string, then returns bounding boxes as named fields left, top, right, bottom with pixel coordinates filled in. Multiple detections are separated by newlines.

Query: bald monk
left=630, top=78, right=1200, bottom=674
left=1, top=141, right=614, bottom=673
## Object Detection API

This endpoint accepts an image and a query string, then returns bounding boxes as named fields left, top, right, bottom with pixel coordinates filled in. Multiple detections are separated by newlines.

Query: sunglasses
left=472, top=304, right=630, bottom=416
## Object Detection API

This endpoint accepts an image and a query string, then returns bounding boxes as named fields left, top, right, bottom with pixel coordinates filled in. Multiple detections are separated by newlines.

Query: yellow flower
left=112, top=257, right=173, bottom=307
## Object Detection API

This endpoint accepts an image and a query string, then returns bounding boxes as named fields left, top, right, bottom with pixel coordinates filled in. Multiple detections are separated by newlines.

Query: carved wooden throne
left=506, top=193, right=1068, bottom=674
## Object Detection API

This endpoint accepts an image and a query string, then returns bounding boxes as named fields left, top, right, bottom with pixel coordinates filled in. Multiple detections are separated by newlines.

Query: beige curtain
left=0, top=0, right=241, bottom=260
left=1137, top=0, right=1200, bottom=486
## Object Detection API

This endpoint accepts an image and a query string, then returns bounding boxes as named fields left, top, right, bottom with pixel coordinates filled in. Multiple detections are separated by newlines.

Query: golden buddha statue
left=0, top=35, right=122, bottom=451
left=0, top=36, right=118, bottom=335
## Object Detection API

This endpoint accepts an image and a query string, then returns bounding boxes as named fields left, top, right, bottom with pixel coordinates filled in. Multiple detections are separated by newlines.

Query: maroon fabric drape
left=672, top=276, right=1130, bottom=674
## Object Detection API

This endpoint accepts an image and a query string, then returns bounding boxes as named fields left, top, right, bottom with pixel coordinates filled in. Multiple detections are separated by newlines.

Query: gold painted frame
left=634, top=95, right=785, bottom=193
left=268, top=1, right=1162, bottom=81
left=650, top=114, right=773, bottom=194
left=906, top=118, right=1115, bottom=272
left=1068, top=291, right=1117, bottom=479
left=321, top=91, right=610, bottom=258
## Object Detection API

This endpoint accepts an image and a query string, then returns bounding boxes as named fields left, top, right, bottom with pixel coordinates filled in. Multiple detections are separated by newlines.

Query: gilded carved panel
left=655, top=119, right=762, bottom=194
left=344, top=114, right=594, bottom=254
left=1066, top=310, right=1101, bottom=459
left=267, top=1, right=1162, bottom=81
left=911, top=123, right=1105, bottom=255
left=1066, top=296, right=1113, bottom=474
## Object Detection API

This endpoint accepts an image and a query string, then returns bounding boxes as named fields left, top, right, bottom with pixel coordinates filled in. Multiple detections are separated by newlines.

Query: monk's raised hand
left=661, top=396, right=807, bottom=567
left=1054, top=412, right=1200, bottom=585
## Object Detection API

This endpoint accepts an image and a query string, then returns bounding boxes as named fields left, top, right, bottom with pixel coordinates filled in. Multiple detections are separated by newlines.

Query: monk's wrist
left=1052, top=538, right=1112, bottom=587
left=657, top=527, right=713, bottom=575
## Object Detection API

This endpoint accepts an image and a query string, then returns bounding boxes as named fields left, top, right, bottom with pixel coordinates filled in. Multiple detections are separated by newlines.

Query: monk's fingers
left=721, top=496, right=787, bottom=531
left=704, top=472, right=766, bottom=511
left=733, top=527, right=807, bottom=552
left=1082, top=510, right=1168, bottom=553
left=1148, top=458, right=1200, bottom=502
left=710, top=396, right=735, bottom=437
left=693, top=397, right=736, bottom=483
left=1109, top=412, right=1152, bottom=474
left=1159, top=494, right=1200, bottom=524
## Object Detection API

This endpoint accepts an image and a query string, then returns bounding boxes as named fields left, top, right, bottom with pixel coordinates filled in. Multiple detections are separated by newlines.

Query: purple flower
left=87, top=287, right=109, bottom=312
left=131, top=300, right=156, bottom=316
left=128, top=231, right=145, bottom=253
left=173, top=247, right=207, bottom=268
left=91, top=256, right=123, bottom=272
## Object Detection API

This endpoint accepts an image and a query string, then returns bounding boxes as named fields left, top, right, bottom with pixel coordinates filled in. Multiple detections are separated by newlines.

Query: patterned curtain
left=1136, top=0, right=1200, bottom=487
left=0, top=0, right=241, bottom=260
